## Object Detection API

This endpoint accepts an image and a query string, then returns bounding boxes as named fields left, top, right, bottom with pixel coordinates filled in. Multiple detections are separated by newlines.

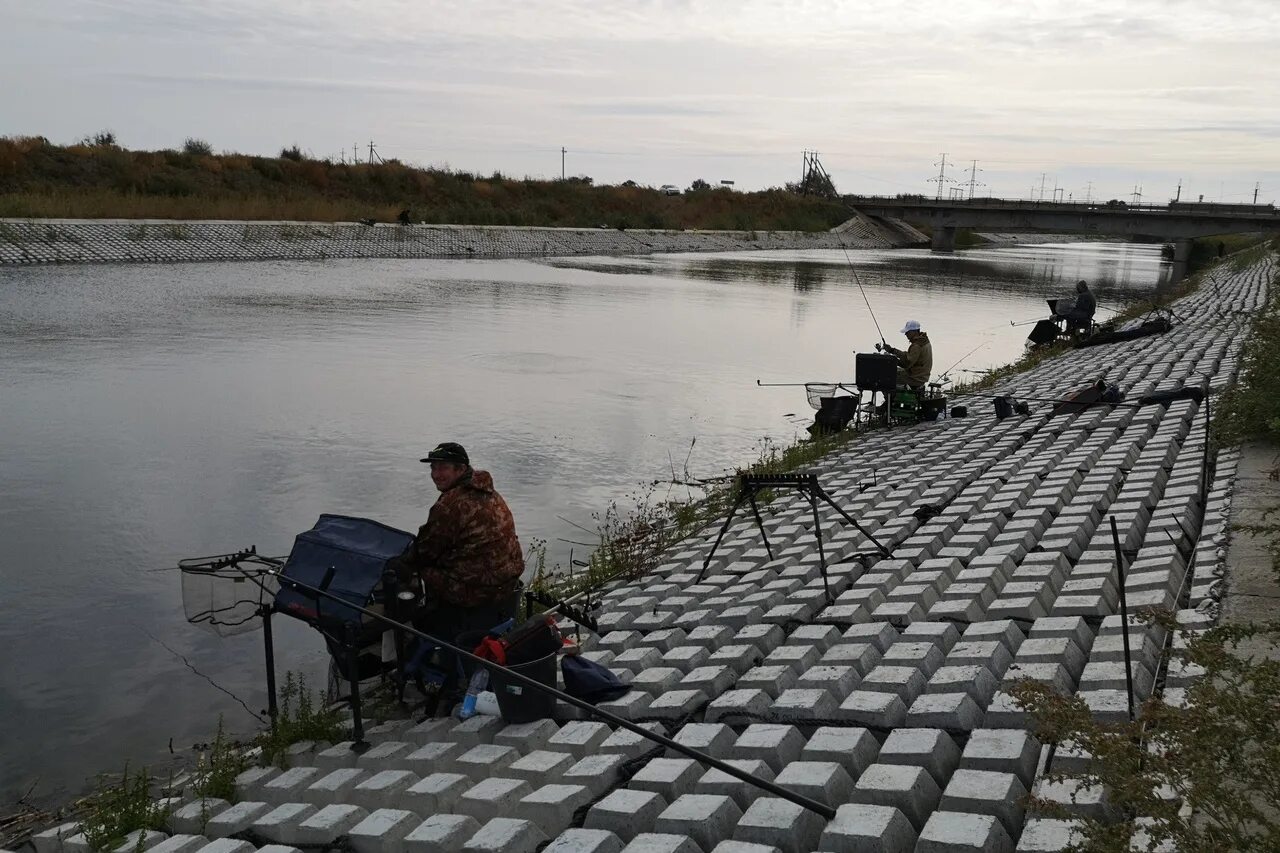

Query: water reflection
left=0, top=242, right=1170, bottom=806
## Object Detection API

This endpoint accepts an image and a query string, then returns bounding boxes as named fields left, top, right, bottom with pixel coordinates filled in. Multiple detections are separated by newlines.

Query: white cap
left=900, top=319, right=921, bottom=334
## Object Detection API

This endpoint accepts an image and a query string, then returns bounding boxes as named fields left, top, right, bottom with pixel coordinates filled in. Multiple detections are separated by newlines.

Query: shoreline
left=0, top=217, right=924, bottom=267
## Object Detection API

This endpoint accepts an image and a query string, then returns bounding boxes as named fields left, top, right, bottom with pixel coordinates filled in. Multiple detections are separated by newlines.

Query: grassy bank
left=0, top=136, right=851, bottom=231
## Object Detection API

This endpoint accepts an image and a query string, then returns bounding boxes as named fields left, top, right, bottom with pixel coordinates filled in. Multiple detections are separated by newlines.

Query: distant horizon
left=3, top=1, right=1277, bottom=204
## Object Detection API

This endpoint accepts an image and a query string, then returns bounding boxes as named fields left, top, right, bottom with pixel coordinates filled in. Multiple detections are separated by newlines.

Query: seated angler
left=881, top=319, right=933, bottom=390
left=1054, top=280, right=1097, bottom=332
left=385, top=442, right=525, bottom=642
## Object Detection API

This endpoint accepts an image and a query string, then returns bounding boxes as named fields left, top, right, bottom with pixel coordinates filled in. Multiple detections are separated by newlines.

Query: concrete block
left=400, top=772, right=471, bottom=815
left=1001, top=662, right=1074, bottom=696
left=646, top=689, right=710, bottom=722
left=915, top=811, right=1014, bottom=853
left=959, top=730, right=1041, bottom=788
left=1014, top=638, right=1086, bottom=681
left=735, top=624, right=787, bottom=654
left=773, top=761, right=854, bottom=808
left=645, top=628, right=691, bottom=652
left=939, top=769, right=1027, bottom=837
left=925, top=666, right=998, bottom=706
left=34, top=822, right=84, bottom=853
left=849, top=764, right=941, bottom=830
left=548, top=721, right=612, bottom=757
left=686, top=625, right=735, bottom=647
left=562, top=754, right=630, bottom=797
left=817, top=803, right=916, bottom=853
left=232, top=766, right=280, bottom=800
left=460, top=818, right=547, bottom=853
left=512, top=784, right=594, bottom=836
left=293, top=804, right=370, bottom=846
left=455, top=744, right=520, bottom=780
left=399, top=717, right=459, bottom=747
left=705, top=689, right=773, bottom=724
left=926, top=598, right=986, bottom=623
left=795, top=665, right=859, bottom=701
left=730, top=724, right=806, bottom=771
left=842, top=623, right=898, bottom=652
left=763, top=645, right=821, bottom=674
left=736, top=666, right=799, bottom=698
left=585, top=789, right=668, bottom=841
left=668, top=723, right=736, bottom=759
left=876, top=728, right=959, bottom=786
left=506, top=749, right=577, bottom=782
left=1031, top=778, right=1112, bottom=820
left=112, top=831, right=168, bottom=853
left=944, top=641, right=1013, bottom=678
left=1078, top=661, right=1154, bottom=698
left=599, top=722, right=669, bottom=759
left=664, top=647, right=713, bottom=673
left=837, top=691, right=907, bottom=729
left=617, top=833, right=702, bottom=853
left=614, top=648, right=666, bottom=675
left=191, top=841, right=252, bottom=853
left=960, top=621, right=1024, bottom=653
left=315, top=741, right=361, bottom=769
left=400, top=742, right=462, bottom=776
left=494, top=718, right=560, bottom=752
left=349, top=769, right=419, bottom=811
left=146, top=837, right=207, bottom=853
left=706, top=843, right=779, bottom=853
left=632, top=667, right=685, bottom=696
left=769, top=688, right=840, bottom=723
left=347, top=809, right=422, bottom=853
left=682, top=665, right=740, bottom=697
left=205, top=801, right=270, bottom=839
left=1014, top=818, right=1083, bottom=852
left=901, top=621, right=961, bottom=651
left=597, top=690, right=654, bottom=720
left=260, top=768, right=322, bottom=805
left=732, top=797, right=825, bottom=853
left=800, top=726, right=879, bottom=777
left=304, top=768, right=367, bottom=805
left=655, top=794, right=742, bottom=852
left=456, top=778, right=533, bottom=820
left=694, top=760, right=775, bottom=810
left=819, top=644, right=883, bottom=677
left=543, top=829, right=624, bottom=853
left=630, top=758, right=703, bottom=801
left=859, top=666, right=927, bottom=703
left=787, top=624, right=842, bottom=652
left=250, top=803, right=318, bottom=844
left=356, top=741, right=414, bottom=769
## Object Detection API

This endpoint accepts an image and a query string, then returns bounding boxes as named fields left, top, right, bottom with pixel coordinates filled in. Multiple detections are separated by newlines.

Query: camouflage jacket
left=390, top=469, right=524, bottom=607
left=889, top=333, right=933, bottom=388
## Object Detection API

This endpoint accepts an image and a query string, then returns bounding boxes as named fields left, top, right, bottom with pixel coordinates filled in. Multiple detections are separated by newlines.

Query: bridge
left=846, top=196, right=1280, bottom=263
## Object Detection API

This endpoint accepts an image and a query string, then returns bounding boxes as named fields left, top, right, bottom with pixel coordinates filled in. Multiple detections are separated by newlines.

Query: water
left=0, top=241, right=1169, bottom=804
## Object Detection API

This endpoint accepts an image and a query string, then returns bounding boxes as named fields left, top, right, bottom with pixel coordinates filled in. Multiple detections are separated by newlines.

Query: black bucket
left=490, top=652, right=558, bottom=723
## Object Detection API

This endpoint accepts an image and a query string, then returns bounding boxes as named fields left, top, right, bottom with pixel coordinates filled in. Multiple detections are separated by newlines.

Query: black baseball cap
left=421, top=442, right=469, bottom=465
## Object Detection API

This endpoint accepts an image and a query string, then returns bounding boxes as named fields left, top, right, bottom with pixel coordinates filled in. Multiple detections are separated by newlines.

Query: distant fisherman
left=880, top=320, right=933, bottom=389
left=1054, top=280, right=1096, bottom=331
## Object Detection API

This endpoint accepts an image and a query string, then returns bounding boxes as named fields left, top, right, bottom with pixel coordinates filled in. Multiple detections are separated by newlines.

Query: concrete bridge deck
left=28, top=252, right=1275, bottom=853
left=847, top=196, right=1279, bottom=260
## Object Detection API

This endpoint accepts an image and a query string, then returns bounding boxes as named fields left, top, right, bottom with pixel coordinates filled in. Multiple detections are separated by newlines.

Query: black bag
left=503, top=615, right=563, bottom=666
left=993, top=396, right=1014, bottom=420
left=561, top=655, right=630, bottom=704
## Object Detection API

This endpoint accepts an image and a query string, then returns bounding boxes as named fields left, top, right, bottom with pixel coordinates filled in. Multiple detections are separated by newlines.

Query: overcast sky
left=3, top=0, right=1277, bottom=201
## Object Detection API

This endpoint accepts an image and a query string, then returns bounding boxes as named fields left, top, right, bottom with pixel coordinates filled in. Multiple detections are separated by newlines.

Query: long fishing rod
left=837, top=241, right=887, bottom=346
left=234, top=564, right=837, bottom=820
left=756, top=379, right=856, bottom=388
left=936, top=342, right=989, bottom=383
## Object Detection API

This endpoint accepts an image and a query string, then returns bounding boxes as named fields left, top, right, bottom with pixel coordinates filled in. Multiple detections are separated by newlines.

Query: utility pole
left=353, top=143, right=359, bottom=164
left=1085, top=181, right=1093, bottom=204
left=1131, top=185, right=1143, bottom=204
left=929, top=153, right=951, bottom=200
left=964, top=160, right=983, bottom=200
left=1254, top=182, right=1261, bottom=204
left=1037, top=173, right=1047, bottom=203
left=368, top=140, right=376, bottom=165
left=1174, top=178, right=1182, bottom=203
left=561, top=147, right=566, bottom=180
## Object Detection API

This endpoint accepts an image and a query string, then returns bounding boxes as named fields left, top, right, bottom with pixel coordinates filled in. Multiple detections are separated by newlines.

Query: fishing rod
left=232, top=563, right=837, bottom=820
left=756, top=379, right=857, bottom=388
left=837, top=241, right=888, bottom=346
left=936, top=342, right=989, bottom=383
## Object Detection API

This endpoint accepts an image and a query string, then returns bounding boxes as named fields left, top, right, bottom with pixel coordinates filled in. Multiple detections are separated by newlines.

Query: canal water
left=0, top=241, right=1169, bottom=805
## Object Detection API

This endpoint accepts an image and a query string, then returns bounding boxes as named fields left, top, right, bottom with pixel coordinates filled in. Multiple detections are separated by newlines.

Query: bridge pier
left=930, top=226, right=957, bottom=253
left=1172, top=237, right=1193, bottom=280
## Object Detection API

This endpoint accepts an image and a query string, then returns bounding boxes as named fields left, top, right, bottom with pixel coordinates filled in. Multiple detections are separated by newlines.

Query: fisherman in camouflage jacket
left=387, top=442, right=524, bottom=636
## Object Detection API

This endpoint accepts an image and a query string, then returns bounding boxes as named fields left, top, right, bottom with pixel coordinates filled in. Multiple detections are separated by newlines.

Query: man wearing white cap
left=882, top=320, right=933, bottom=389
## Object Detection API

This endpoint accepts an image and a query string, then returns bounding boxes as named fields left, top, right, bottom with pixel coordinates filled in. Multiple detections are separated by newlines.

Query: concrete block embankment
left=0, top=217, right=907, bottom=266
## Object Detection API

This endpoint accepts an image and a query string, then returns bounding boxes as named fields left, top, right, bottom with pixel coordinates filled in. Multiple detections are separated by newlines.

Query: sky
left=3, top=0, right=1278, bottom=202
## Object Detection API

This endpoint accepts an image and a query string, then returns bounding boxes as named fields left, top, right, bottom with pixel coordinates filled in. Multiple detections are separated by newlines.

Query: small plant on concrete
left=257, top=672, right=344, bottom=768
left=78, top=765, right=171, bottom=852
left=191, top=717, right=248, bottom=802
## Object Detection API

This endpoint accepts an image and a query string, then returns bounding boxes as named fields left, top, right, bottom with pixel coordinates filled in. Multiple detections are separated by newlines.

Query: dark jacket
left=888, top=333, right=933, bottom=388
left=390, top=469, right=524, bottom=607
left=1064, top=290, right=1096, bottom=323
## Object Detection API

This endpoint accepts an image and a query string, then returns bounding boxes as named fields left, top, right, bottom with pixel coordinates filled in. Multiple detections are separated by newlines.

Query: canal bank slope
left=0, top=217, right=924, bottom=266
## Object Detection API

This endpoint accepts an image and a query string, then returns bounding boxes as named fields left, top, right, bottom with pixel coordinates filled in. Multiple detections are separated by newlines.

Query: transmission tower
left=928, top=153, right=954, bottom=200
left=963, top=160, right=984, bottom=200
left=798, top=150, right=838, bottom=198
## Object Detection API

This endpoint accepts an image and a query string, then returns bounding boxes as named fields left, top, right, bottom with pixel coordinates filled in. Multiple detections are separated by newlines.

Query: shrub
left=279, top=145, right=306, bottom=162
left=78, top=765, right=172, bottom=851
left=182, top=137, right=213, bottom=156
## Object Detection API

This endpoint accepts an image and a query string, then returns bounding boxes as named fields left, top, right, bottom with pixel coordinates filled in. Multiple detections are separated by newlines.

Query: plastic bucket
left=490, top=651, right=558, bottom=723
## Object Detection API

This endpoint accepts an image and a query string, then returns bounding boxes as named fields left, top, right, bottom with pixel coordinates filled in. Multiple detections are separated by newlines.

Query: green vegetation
left=1186, top=233, right=1272, bottom=275
left=257, top=672, right=345, bottom=768
left=1007, top=249, right=1280, bottom=852
left=191, top=718, right=248, bottom=802
left=0, top=136, right=851, bottom=231
left=77, top=766, right=171, bottom=852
